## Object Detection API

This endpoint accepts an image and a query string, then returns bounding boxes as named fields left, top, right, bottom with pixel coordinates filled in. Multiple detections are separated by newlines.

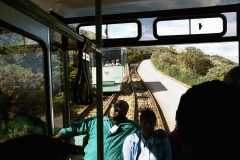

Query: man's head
left=224, top=65, right=240, bottom=88
left=176, top=80, right=240, bottom=159
left=109, top=100, right=129, bottom=122
left=140, top=109, right=156, bottom=139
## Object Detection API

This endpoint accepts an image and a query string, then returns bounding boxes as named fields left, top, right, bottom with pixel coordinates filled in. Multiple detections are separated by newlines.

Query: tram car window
left=0, top=24, right=48, bottom=142
left=92, top=47, right=129, bottom=92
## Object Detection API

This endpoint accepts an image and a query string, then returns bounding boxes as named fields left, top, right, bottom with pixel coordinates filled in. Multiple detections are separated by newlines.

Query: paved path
left=138, top=59, right=189, bottom=132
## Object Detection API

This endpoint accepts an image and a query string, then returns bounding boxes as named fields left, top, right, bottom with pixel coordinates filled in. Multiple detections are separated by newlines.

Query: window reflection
left=79, top=22, right=139, bottom=40
left=0, top=26, right=46, bottom=142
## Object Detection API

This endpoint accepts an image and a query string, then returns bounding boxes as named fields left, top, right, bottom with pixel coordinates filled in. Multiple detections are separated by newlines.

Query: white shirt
left=122, top=131, right=172, bottom=160
left=138, top=134, right=156, bottom=160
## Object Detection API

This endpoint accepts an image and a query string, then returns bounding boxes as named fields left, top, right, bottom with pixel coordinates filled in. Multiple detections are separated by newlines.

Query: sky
left=80, top=12, right=239, bottom=63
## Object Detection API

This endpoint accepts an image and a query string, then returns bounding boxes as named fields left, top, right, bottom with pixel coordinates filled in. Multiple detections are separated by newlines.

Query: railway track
left=71, top=62, right=166, bottom=131
left=129, top=63, right=165, bottom=130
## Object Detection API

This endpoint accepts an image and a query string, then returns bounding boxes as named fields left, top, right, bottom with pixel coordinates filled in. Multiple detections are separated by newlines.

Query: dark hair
left=176, top=80, right=240, bottom=159
left=224, top=65, right=240, bottom=88
left=140, top=109, right=156, bottom=122
left=114, top=100, right=129, bottom=115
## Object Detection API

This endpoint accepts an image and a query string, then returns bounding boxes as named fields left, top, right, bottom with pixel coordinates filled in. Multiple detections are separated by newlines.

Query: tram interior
left=0, top=0, right=240, bottom=159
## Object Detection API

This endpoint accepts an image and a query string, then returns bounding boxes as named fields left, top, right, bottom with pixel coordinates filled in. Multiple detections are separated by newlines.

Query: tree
left=158, top=52, right=177, bottom=66
left=200, top=64, right=236, bottom=82
left=178, top=47, right=214, bottom=76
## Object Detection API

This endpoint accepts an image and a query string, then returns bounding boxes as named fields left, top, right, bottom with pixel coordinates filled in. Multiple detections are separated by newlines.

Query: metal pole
left=95, top=0, right=103, bottom=160
left=189, top=19, right=191, bottom=35
left=237, top=9, right=240, bottom=64
left=106, top=24, right=108, bottom=39
left=45, top=29, right=54, bottom=136
left=62, top=36, right=70, bottom=128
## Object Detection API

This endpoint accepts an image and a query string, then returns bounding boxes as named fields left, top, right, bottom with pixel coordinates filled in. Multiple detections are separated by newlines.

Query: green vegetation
left=127, top=47, right=152, bottom=63
left=150, top=46, right=238, bottom=86
left=0, top=116, right=44, bottom=143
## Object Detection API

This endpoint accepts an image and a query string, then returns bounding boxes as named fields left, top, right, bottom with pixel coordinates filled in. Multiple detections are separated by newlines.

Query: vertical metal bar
left=45, top=29, right=54, bottom=136
left=62, top=36, right=70, bottom=128
left=95, top=0, right=103, bottom=160
left=106, top=24, right=108, bottom=39
left=189, top=19, right=191, bottom=35
left=237, top=10, right=240, bottom=64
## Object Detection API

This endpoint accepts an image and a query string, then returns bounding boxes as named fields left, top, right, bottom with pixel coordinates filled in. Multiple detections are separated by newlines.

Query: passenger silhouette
left=224, top=65, right=240, bottom=88
left=111, top=59, right=115, bottom=66
left=175, top=80, right=240, bottom=160
left=104, top=60, right=111, bottom=66
left=116, top=59, right=121, bottom=66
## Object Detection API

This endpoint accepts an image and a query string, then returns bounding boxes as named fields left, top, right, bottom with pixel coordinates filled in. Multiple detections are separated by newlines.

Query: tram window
left=191, top=18, right=223, bottom=34
left=50, top=29, right=62, bottom=44
left=107, top=23, right=138, bottom=38
left=156, top=18, right=224, bottom=36
left=79, top=22, right=139, bottom=40
left=50, top=45, right=65, bottom=128
left=0, top=26, right=47, bottom=142
left=154, top=14, right=226, bottom=38
left=102, top=49, right=122, bottom=67
left=222, top=12, right=236, bottom=37
left=157, top=20, right=189, bottom=36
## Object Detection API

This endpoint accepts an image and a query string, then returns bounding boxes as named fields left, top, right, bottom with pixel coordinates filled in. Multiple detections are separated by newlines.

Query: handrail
left=1, top=0, right=102, bottom=54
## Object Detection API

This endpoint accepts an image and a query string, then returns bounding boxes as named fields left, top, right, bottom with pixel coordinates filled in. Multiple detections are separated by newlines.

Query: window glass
left=79, top=22, right=138, bottom=40
left=156, top=17, right=224, bottom=36
left=51, top=46, right=64, bottom=128
left=50, top=29, right=62, bottom=44
left=0, top=26, right=46, bottom=142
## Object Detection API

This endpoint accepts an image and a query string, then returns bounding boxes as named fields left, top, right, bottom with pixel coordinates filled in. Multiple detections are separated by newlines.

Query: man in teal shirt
left=52, top=100, right=141, bottom=160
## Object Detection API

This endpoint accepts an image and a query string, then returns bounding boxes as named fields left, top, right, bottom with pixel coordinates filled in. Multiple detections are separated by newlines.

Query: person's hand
left=155, top=129, right=167, bottom=140
left=52, top=133, right=61, bottom=139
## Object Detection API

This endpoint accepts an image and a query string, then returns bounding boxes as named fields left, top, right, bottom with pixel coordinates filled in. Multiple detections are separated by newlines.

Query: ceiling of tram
left=30, top=0, right=240, bottom=18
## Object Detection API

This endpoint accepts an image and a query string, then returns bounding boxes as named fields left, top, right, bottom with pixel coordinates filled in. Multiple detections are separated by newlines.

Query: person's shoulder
left=168, top=129, right=182, bottom=141
left=153, top=136, right=171, bottom=147
left=125, top=131, right=140, bottom=142
left=103, top=115, right=110, bottom=120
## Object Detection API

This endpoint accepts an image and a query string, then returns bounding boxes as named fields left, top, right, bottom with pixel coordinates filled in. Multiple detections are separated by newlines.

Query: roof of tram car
left=30, top=0, right=240, bottom=18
